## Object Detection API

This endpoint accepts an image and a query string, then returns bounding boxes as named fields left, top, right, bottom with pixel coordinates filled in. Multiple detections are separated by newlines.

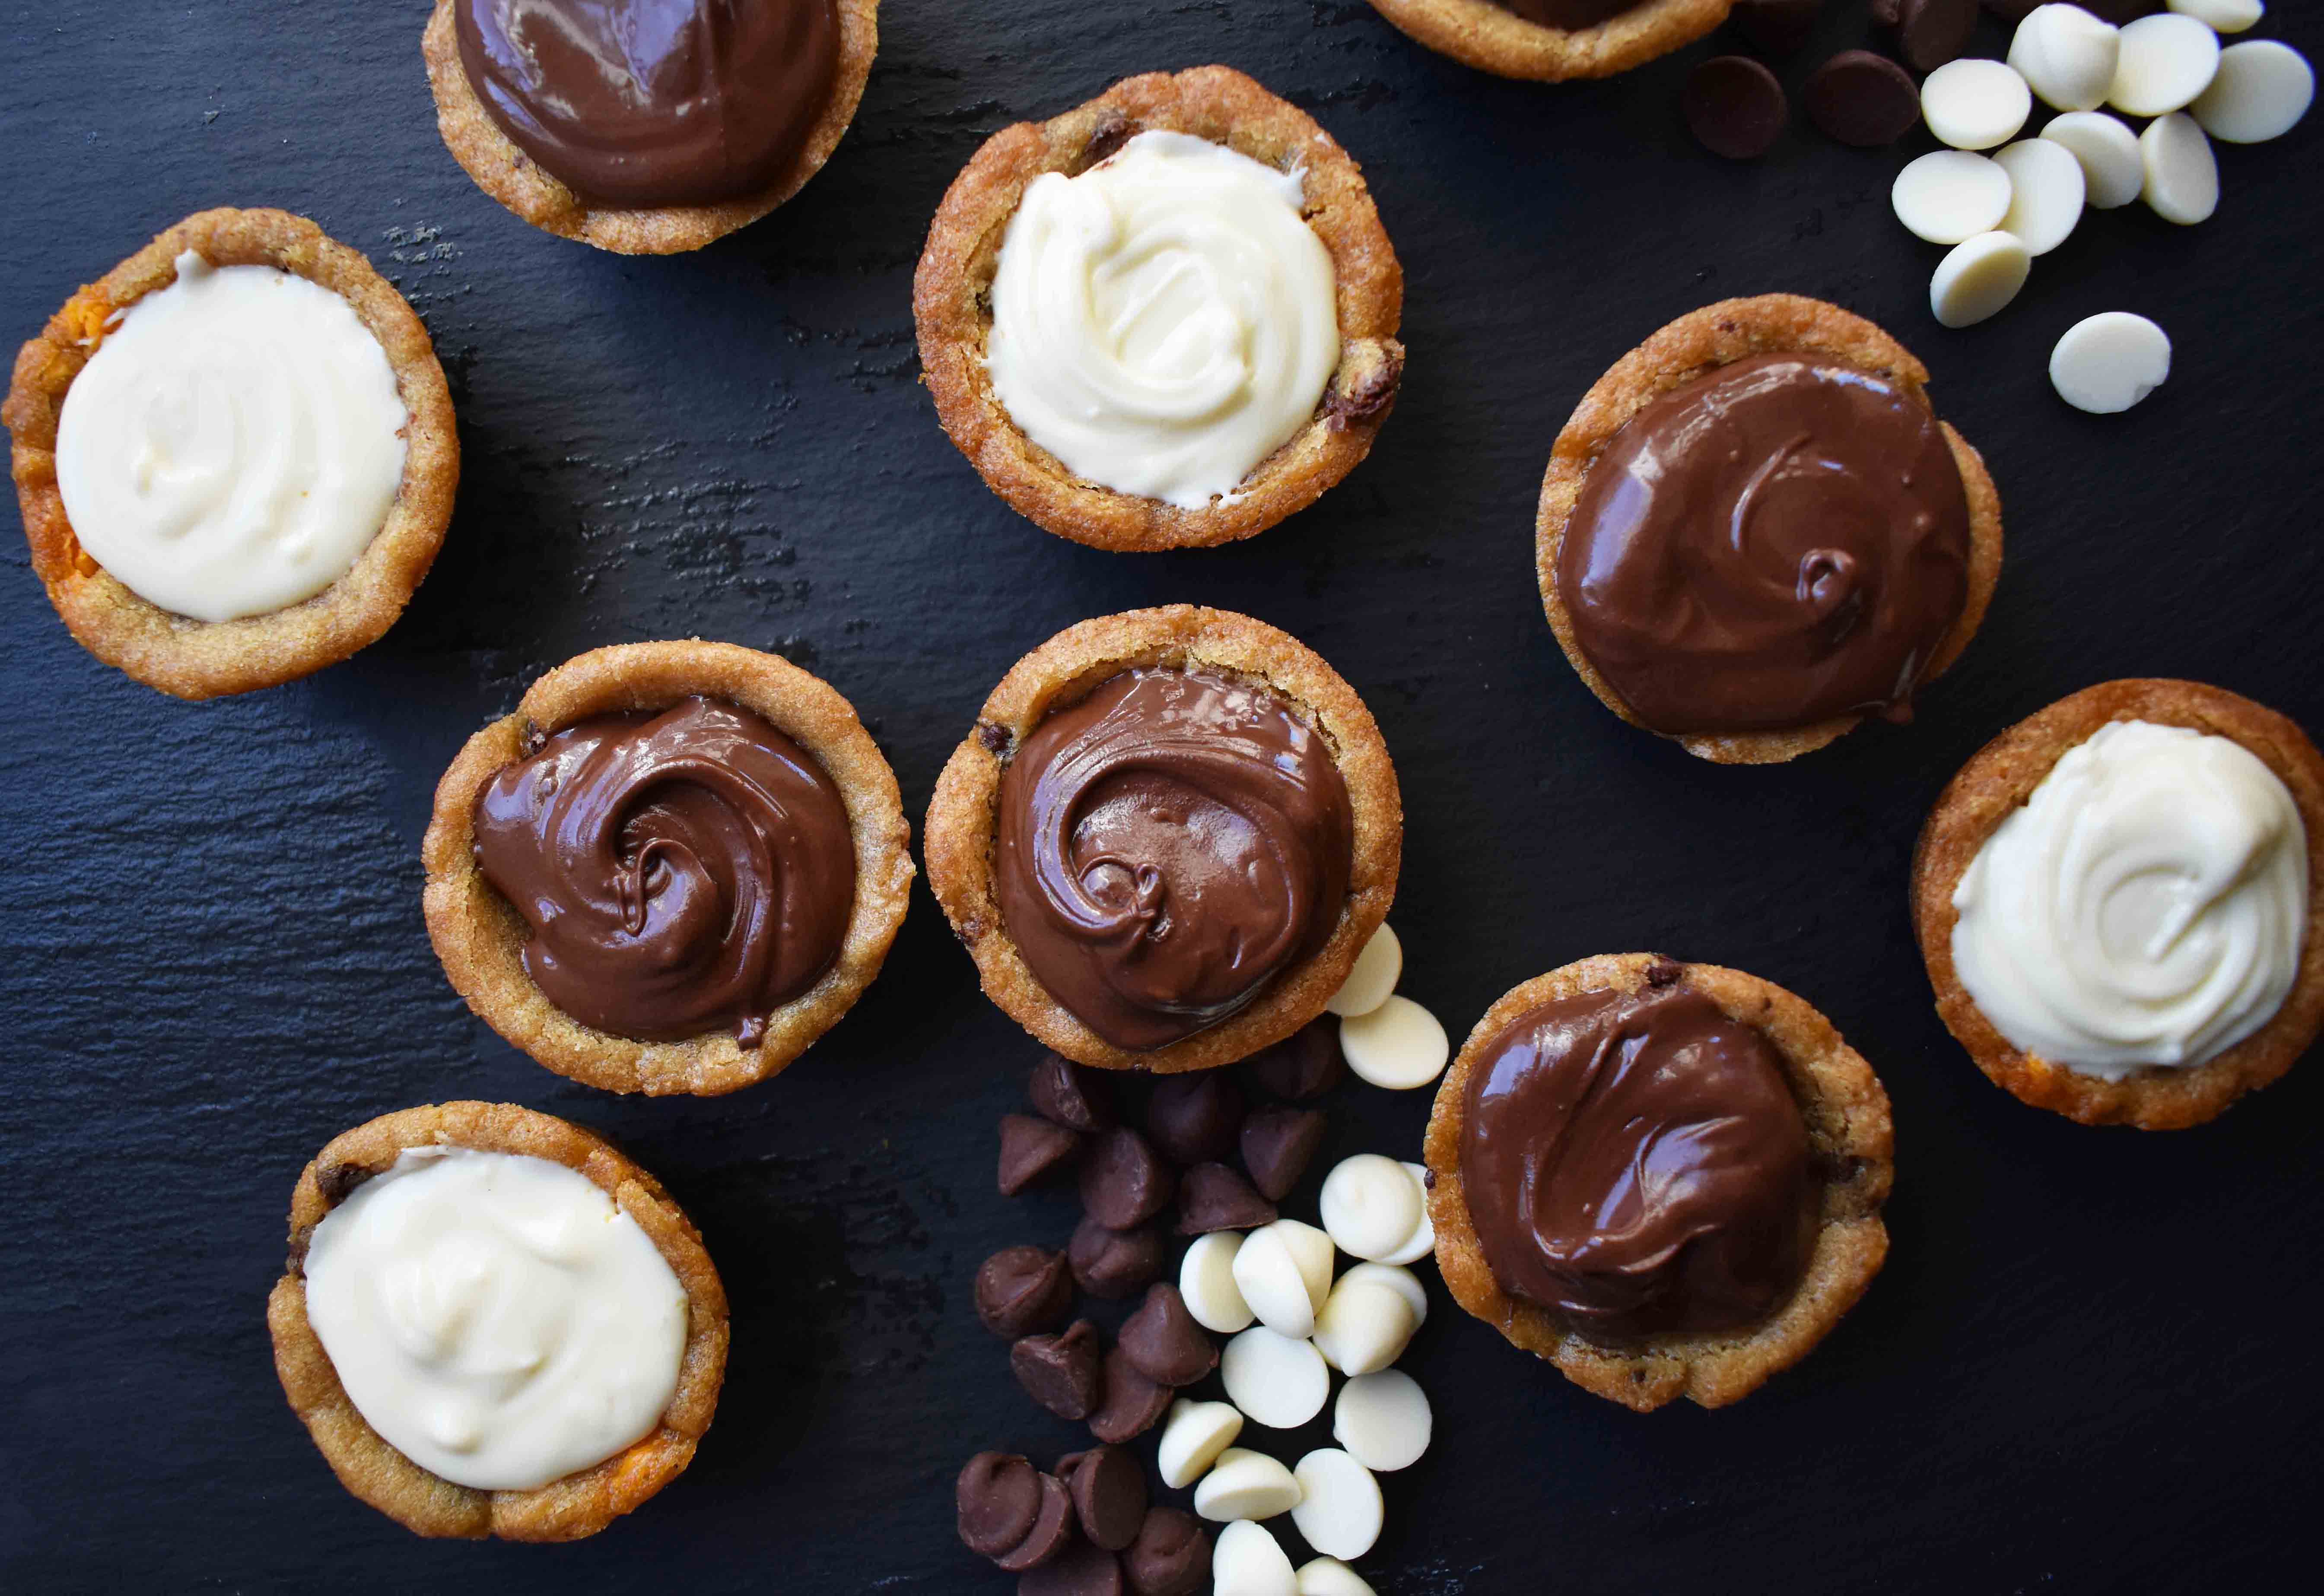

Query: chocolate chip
left=1242, top=1020, right=1345, bottom=1101
left=1731, top=0, right=1822, bottom=55
left=1020, top=1539, right=1124, bottom=1596
left=1240, top=1107, right=1327, bottom=1202
left=314, top=1161, right=375, bottom=1207
left=1891, top=0, right=1976, bottom=72
left=1323, top=345, right=1402, bottom=430
left=1013, top=1320, right=1105, bottom=1421
left=1087, top=1345, right=1173, bottom=1444
left=1872, top=0, right=1903, bottom=21
left=1117, top=1284, right=1218, bottom=1388
left=1081, top=109, right=1137, bottom=171
left=1122, top=1507, right=1211, bottom=1596
left=1079, top=1128, right=1175, bottom=1229
left=1032, top=1053, right=1116, bottom=1132
left=1803, top=51, right=1921, bottom=146
left=1684, top=55, right=1788, bottom=160
left=979, top=720, right=1014, bottom=755
left=959, top=1451, right=1043, bottom=1559
left=976, top=1246, right=1075, bottom=1338
left=1068, top=1215, right=1167, bottom=1299
left=1173, top=1163, right=1277, bottom=1235
left=995, top=1471, right=1079, bottom=1573
left=517, top=721, right=547, bottom=757
left=1001, top=1114, right=1084, bottom=1196
left=1057, top=1444, right=1149, bottom=1552
left=1145, top=1073, right=1244, bottom=1167
left=1645, top=956, right=1687, bottom=989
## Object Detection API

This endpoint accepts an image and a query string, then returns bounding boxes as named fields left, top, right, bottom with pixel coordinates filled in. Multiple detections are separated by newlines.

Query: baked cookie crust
left=1367, top=0, right=1730, bottom=82
left=1423, top=953, right=1893, bottom=1411
left=1911, top=679, right=2324, bottom=1130
left=422, top=640, right=914, bottom=1096
left=924, top=606, right=1402, bottom=1072
left=912, top=66, right=1405, bottom=552
left=3, top=207, right=458, bottom=701
left=1536, top=293, right=2003, bottom=764
left=267, top=1101, right=728, bottom=1541
left=421, top=0, right=879, bottom=255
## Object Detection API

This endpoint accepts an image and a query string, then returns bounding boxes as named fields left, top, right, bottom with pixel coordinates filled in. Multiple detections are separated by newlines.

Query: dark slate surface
left=2, top=2, right=2318, bottom=1591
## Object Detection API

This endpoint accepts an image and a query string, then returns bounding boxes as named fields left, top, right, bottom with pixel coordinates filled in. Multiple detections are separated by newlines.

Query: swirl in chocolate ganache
left=995, top=666, right=1354, bottom=1051
left=1558, top=352, right=1972, bottom=734
left=471, top=696, right=855, bottom=1045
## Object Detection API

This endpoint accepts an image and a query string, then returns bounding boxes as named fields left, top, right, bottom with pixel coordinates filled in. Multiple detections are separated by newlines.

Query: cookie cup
left=1537, top=294, right=2003, bottom=764
left=4, top=207, right=458, bottom=700
left=1424, top=954, right=1893, bottom=1410
left=267, top=1101, right=728, bottom=1540
left=423, top=640, right=914, bottom=1095
left=912, top=66, right=1404, bottom=552
left=1912, top=679, right=2324, bottom=1130
left=421, top=0, right=879, bottom=254
left=1367, top=0, right=1729, bottom=81
left=925, top=606, right=1402, bottom=1072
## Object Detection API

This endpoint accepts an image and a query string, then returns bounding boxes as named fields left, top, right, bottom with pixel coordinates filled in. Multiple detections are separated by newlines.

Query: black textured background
left=3, top=3, right=2319, bottom=1592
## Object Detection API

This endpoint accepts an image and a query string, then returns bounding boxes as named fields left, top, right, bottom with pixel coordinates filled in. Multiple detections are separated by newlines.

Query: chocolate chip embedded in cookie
left=1912, top=679, right=2324, bottom=1130
left=912, top=67, right=1403, bottom=552
left=421, top=640, right=913, bottom=1095
left=1423, top=955, right=1893, bottom=1410
left=924, top=606, right=1402, bottom=1072
left=1537, top=294, right=2004, bottom=764
left=1366, top=0, right=1731, bottom=82
left=267, top=1102, right=728, bottom=1539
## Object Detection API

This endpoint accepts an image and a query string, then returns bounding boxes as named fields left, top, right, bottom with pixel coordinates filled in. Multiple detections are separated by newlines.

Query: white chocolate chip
left=1180, top=1231, right=1256, bottom=1334
left=1271, top=1218, right=1337, bottom=1314
left=2108, top=13, right=2222, bottom=116
left=1929, top=232, right=2032, bottom=328
left=1311, top=1278, right=1419, bottom=1376
left=1291, top=1450, right=1384, bottom=1563
left=1377, top=1162, right=1435, bottom=1266
left=1231, top=1225, right=1319, bottom=1339
left=2009, top=6, right=2123, bottom=113
left=1197, top=1449, right=1304, bottom=1523
left=2140, top=112, right=2219, bottom=223
left=1222, top=1327, right=1331, bottom=1429
left=1157, top=1398, right=1245, bottom=1488
left=1892, top=151, right=2013, bottom=244
left=1318, top=1154, right=1423, bottom=1262
left=1339, top=995, right=1449, bottom=1090
left=1336, top=1261, right=1429, bottom=1326
left=1324, top=923, right=1402, bottom=1018
left=1922, top=58, right=2035, bottom=149
left=1994, top=138, right=2087, bottom=254
left=1334, top=1369, right=1433, bottom=1472
left=2049, top=312, right=2172, bottom=413
left=2167, top=0, right=2261, bottom=33
left=1296, top=1559, right=1379, bottom=1596
left=2041, top=111, right=2146, bottom=207
left=2190, top=40, right=2312, bottom=143
left=1214, top=1519, right=1301, bottom=1595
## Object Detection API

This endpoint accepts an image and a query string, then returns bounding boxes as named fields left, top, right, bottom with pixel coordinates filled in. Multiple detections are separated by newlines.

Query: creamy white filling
left=302, top=1146, right=688, bottom=1492
left=985, top=130, right=1341, bottom=510
left=55, top=251, right=408, bottom=623
left=1952, top=719, right=2308, bottom=1076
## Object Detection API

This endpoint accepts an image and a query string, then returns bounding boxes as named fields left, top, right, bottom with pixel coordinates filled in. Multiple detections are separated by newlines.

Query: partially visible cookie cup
left=3, top=207, right=458, bottom=700
left=1537, top=293, right=2003, bottom=765
left=422, top=640, right=913, bottom=1096
left=1912, top=679, right=2324, bottom=1130
left=1424, top=954, right=1893, bottom=1411
left=267, top=1101, right=728, bottom=1541
left=912, top=66, right=1404, bottom=552
left=421, top=0, right=879, bottom=254
left=1367, top=0, right=1730, bottom=81
left=924, top=606, right=1402, bottom=1072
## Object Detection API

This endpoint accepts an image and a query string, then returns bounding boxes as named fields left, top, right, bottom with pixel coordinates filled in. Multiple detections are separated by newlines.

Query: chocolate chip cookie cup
left=1913, top=680, right=2324, bottom=1131
left=1366, top=0, right=1730, bottom=82
left=423, top=640, right=913, bottom=1095
left=1537, top=294, right=2003, bottom=764
left=912, top=67, right=1404, bottom=552
left=4, top=207, right=457, bottom=700
left=267, top=1102, right=728, bottom=1540
left=1424, top=954, right=1893, bottom=1411
left=925, top=606, right=1402, bottom=1072
left=422, top=0, right=878, bottom=255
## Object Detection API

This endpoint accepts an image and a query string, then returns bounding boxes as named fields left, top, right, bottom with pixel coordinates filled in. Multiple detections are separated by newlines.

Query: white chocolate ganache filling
left=984, top=130, right=1340, bottom=509
left=1951, top=719, right=2308, bottom=1077
left=301, top=1146, right=688, bottom=1492
left=54, top=251, right=408, bottom=624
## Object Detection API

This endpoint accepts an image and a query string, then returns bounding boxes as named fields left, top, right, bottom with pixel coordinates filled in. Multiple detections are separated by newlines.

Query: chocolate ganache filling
left=1460, top=979, right=1817, bottom=1339
left=1558, top=352, right=1972, bottom=735
left=995, top=666, right=1354, bottom=1052
left=455, top=0, right=840, bottom=209
left=1497, top=0, right=1648, bottom=27
left=471, top=696, right=856, bottom=1045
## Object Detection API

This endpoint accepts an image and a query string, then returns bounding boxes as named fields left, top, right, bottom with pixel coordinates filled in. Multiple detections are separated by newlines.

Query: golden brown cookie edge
left=1367, top=0, right=1731, bottom=82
